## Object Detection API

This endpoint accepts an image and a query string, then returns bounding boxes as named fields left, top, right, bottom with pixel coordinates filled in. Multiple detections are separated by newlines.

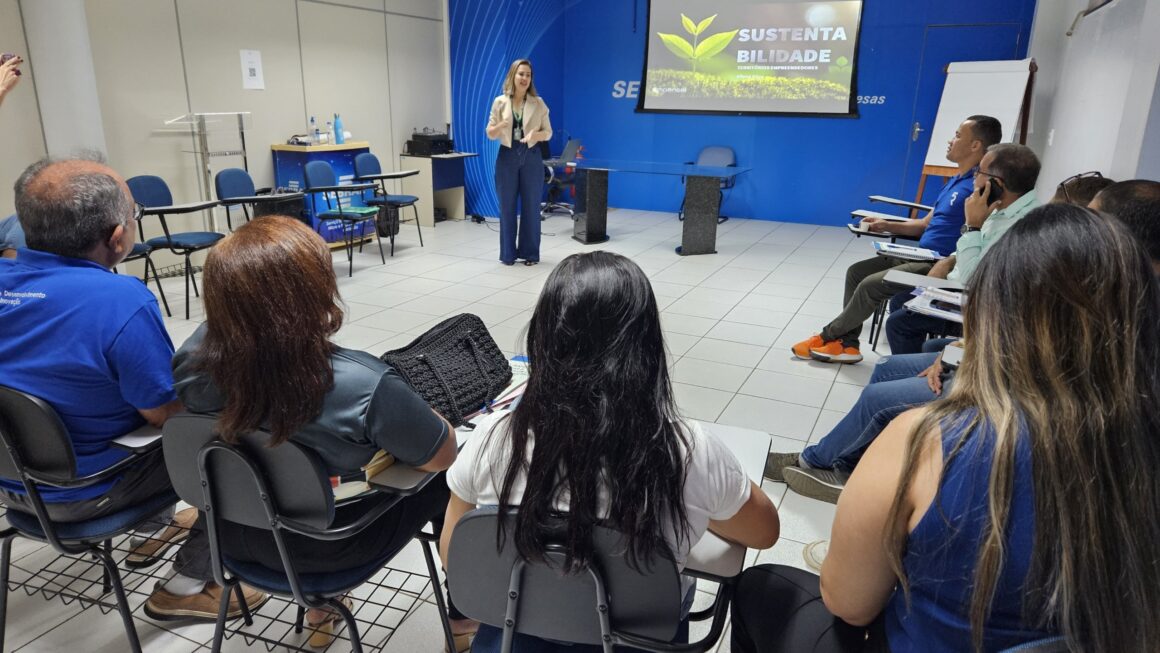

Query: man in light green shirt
left=884, top=144, right=1041, bottom=354
left=946, top=144, right=1042, bottom=283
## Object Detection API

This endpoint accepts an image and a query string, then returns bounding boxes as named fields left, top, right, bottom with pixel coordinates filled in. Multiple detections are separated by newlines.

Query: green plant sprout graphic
left=657, top=14, right=738, bottom=72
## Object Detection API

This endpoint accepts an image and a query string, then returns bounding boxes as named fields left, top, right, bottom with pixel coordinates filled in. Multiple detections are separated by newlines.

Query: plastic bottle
left=333, top=113, right=345, bottom=145
left=326, top=120, right=334, bottom=145
left=310, top=115, right=320, bottom=144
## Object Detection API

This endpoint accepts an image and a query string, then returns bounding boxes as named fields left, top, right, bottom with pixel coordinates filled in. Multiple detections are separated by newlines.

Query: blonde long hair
left=885, top=204, right=1160, bottom=652
left=501, top=59, right=538, bottom=98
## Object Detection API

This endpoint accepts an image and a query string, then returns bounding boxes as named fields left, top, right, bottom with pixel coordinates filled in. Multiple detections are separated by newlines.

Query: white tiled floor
left=6, top=209, right=893, bottom=652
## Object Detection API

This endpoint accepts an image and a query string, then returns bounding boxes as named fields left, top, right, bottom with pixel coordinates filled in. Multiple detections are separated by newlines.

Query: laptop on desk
left=545, top=138, right=581, bottom=166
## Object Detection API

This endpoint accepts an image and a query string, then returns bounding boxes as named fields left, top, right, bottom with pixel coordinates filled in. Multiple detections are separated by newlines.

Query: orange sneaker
left=809, top=341, right=863, bottom=364
left=791, top=334, right=828, bottom=360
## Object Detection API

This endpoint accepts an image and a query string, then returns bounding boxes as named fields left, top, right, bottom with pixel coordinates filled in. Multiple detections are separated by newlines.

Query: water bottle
left=333, top=113, right=345, bottom=145
left=310, top=115, right=320, bottom=144
left=326, top=120, right=335, bottom=145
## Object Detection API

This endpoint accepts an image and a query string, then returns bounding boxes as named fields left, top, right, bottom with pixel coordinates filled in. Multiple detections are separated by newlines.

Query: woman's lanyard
left=512, top=98, right=525, bottom=142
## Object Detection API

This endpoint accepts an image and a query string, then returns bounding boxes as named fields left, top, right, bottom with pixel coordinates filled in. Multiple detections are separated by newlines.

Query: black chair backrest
left=162, top=413, right=334, bottom=530
left=0, top=385, right=77, bottom=483
left=447, top=507, right=682, bottom=645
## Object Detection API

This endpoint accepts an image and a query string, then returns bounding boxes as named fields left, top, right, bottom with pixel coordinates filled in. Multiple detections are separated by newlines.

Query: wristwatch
left=961, top=224, right=982, bottom=234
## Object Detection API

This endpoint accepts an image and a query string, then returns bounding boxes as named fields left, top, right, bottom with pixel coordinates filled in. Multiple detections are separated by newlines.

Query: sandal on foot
left=306, top=595, right=354, bottom=649
left=447, top=631, right=475, bottom=653
left=523, top=260, right=538, bottom=266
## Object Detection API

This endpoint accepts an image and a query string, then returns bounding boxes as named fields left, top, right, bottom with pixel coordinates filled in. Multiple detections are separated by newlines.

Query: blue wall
left=449, top=0, right=1037, bottom=224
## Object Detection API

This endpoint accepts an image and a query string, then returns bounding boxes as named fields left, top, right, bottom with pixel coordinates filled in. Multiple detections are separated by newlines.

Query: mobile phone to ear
left=986, top=178, right=1003, bottom=205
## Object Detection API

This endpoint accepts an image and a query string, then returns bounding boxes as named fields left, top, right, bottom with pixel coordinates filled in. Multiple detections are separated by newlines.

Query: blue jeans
left=800, top=353, right=941, bottom=472
left=884, top=305, right=962, bottom=355
left=495, top=142, right=543, bottom=264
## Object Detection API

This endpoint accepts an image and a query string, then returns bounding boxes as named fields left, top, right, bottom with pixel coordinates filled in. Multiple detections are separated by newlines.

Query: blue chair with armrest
left=303, top=161, right=384, bottom=277
left=353, top=153, right=423, bottom=256
left=125, top=175, right=221, bottom=320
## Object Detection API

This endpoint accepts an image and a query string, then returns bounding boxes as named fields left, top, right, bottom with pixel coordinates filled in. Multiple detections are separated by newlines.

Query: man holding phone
left=884, top=143, right=1041, bottom=354
left=0, top=52, right=22, bottom=108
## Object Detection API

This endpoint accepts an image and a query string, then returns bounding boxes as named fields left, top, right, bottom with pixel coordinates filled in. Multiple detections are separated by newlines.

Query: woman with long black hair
left=441, top=251, right=780, bottom=651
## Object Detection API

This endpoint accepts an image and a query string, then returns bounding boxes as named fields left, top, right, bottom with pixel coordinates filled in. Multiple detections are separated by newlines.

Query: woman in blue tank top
left=732, top=203, right=1160, bottom=652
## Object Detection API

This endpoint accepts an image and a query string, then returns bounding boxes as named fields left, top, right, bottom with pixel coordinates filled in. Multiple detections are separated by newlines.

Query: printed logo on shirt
left=0, top=289, right=46, bottom=306
left=949, top=191, right=959, bottom=206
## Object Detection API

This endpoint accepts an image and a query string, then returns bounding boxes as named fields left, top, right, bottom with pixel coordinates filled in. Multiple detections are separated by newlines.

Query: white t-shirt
left=446, top=412, right=751, bottom=570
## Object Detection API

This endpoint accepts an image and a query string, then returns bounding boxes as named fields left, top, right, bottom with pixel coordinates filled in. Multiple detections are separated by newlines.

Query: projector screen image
left=638, top=1, right=864, bottom=115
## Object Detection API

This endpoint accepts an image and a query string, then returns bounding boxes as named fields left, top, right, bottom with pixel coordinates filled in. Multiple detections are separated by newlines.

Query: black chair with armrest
left=447, top=506, right=733, bottom=653
left=540, top=139, right=582, bottom=219
left=0, top=385, right=177, bottom=653
left=162, top=413, right=454, bottom=653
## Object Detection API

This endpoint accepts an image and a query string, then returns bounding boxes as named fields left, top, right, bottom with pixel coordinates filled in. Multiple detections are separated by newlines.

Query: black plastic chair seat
left=223, top=548, right=396, bottom=596
left=5, top=490, right=177, bottom=543
left=147, top=232, right=224, bottom=250
left=129, top=242, right=152, bottom=257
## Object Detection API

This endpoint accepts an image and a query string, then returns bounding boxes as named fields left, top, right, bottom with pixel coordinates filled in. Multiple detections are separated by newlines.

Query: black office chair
left=447, top=506, right=733, bottom=653
left=162, top=413, right=454, bottom=653
left=540, top=139, right=581, bottom=219
left=353, top=152, right=423, bottom=256
left=126, top=175, right=222, bottom=319
left=303, top=161, right=383, bottom=278
left=678, top=146, right=736, bottom=224
left=0, top=385, right=178, bottom=653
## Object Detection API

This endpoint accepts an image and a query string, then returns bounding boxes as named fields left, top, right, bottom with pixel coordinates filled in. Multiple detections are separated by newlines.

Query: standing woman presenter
left=486, top=59, right=551, bottom=266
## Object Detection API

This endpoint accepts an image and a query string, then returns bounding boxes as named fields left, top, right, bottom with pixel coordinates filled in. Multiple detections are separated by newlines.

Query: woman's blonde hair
left=885, top=204, right=1160, bottom=652
left=502, top=59, right=538, bottom=98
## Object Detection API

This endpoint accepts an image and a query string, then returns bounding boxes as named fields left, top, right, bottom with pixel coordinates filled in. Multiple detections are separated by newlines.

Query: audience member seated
left=1091, top=179, right=1160, bottom=274
left=792, top=115, right=1001, bottom=364
left=770, top=177, right=1160, bottom=505
left=145, top=216, right=460, bottom=645
left=0, top=156, right=184, bottom=540
left=440, top=251, right=780, bottom=652
left=0, top=214, right=25, bottom=258
left=884, top=143, right=1041, bottom=355
left=1049, top=170, right=1113, bottom=205
left=734, top=205, right=1160, bottom=653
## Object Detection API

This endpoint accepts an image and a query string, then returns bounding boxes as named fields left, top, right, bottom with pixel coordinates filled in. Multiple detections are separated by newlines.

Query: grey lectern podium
left=572, top=159, right=749, bottom=254
left=573, top=168, right=609, bottom=245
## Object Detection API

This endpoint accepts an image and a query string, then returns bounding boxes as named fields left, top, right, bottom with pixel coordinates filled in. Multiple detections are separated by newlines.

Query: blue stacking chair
left=213, top=168, right=258, bottom=231
left=126, top=175, right=222, bottom=319
left=353, top=153, right=423, bottom=257
left=0, top=385, right=178, bottom=653
left=303, top=161, right=384, bottom=277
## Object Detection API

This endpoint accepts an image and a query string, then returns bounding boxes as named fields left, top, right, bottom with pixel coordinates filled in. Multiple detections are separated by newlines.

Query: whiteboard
left=924, top=59, right=1033, bottom=167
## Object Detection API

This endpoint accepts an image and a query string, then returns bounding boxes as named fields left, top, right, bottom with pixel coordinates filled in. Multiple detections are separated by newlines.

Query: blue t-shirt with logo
left=917, top=168, right=977, bottom=256
left=0, top=248, right=177, bottom=502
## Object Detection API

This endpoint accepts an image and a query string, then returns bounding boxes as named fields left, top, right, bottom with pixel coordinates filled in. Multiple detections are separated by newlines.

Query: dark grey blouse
left=172, top=325, right=447, bottom=474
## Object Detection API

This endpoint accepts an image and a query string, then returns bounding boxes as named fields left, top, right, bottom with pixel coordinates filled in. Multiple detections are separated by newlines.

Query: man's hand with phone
left=965, top=179, right=1002, bottom=229
left=0, top=54, right=23, bottom=104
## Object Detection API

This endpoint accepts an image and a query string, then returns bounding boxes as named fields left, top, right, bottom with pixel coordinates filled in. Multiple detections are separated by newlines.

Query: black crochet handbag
left=380, top=314, right=513, bottom=427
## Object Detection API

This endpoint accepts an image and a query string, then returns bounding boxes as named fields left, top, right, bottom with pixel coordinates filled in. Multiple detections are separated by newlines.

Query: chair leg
left=373, top=219, right=386, bottom=264
left=412, top=204, right=423, bottom=247
left=389, top=210, right=396, bottom=257
left=94, top=545, right=143, bottom=653
left=331, top=596, right=362, bottom=653
left=0, top=535, right=15, bottom=650
left=210, top=578, right=234, bottom=652
left=294, top=605, right=306, bottom=634
left=183, top=257, right=192, bottom=320
left=145, top=256, right=171, bottom=318
left=870, top=300, right=887, bottom=353
left=101, top=539, right=113, bottom=594
left=188, top=255, right=200, bottom=298
left=232, top=581, right=255, bottom=626
left=420, top=536, right=456, bottom=653
left=346, top=222, right=355, bottom=277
